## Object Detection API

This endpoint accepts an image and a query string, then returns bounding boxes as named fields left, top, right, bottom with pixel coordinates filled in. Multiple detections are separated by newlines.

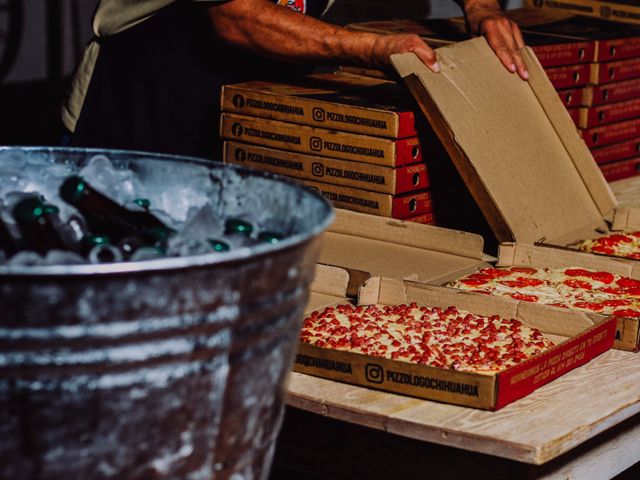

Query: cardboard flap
left=391, top=38, right=617, bottom=244
left=319, top=209, right=487, bottom=285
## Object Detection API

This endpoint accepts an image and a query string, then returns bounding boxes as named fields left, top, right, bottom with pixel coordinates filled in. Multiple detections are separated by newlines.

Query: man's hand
left=371, top=34, right=440, bottom=73
left=463, top=0, right=529, bottom=79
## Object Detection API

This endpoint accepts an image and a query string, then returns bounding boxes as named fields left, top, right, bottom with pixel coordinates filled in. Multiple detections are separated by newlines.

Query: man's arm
left=455, top=0, right=528, bottom=79
left=207, top=0, right=442, bottom=72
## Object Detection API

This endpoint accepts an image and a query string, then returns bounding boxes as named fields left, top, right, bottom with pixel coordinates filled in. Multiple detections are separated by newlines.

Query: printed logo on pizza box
left=365, top=363, right=384, bottom=384
left=310, top=136, right=323, bottom=152
left=600, top=6, right=611, bottom=18
left=311, top=162, right=325, bottom=177
left=232, top=94, right=245, bottom=109
left=234, top=148, right=246, bottom=162
left=231, top=123, right=244, bottom=137
left=312, top=107, right=326, bottom=122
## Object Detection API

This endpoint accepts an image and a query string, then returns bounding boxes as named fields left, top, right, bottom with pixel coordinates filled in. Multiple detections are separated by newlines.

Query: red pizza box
left=584, top=77, right=640, bottom=106
left=545, top=64, right=591, bottom=89
left=590, top=57, right=640, bottom=85
left=599, top=156, right=640, bottom=182
left=221, top=72, right=419, bottom=139
left=298, top=209, right=615, bottom=410
left=220, top=113, right=422, bottom=167
left=392, top=38, right=640, bottom=292
left=591, top=138, right=640, bottom=164
left=514, top=5, right=640, bottom=54
left=581, top=117, right=640, bottom=148
left=577, top=97, right=640, bottom=128
left=223, top=141, right=429, bottom=195
left=403, top=212, right=436, bottom=225
left=558, top=87, right=585, bottom=108
left=523, top=0, right=640, bottom=27
left=568, top=107, right=580, bottom=125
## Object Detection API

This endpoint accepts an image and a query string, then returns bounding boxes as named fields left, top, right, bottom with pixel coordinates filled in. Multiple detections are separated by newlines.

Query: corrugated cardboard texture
left=391, top=38, right=616, bottom=245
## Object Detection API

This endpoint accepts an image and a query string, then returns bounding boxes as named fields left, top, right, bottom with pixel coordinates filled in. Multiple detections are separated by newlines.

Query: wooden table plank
left=287, top=339, right=640, bottom=464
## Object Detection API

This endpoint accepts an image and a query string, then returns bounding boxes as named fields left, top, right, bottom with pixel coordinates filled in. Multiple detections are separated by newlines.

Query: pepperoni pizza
left=580, top=232, right=640, bottom=259
left=300, top=303, right=555, bottom=373
left=449, top=266, right=640, bottom=318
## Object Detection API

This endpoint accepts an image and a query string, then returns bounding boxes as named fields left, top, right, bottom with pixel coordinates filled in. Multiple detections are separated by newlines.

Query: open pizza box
left=296, top=209, right=616, bottom=410
left=390, top=38, right=640, bottom=257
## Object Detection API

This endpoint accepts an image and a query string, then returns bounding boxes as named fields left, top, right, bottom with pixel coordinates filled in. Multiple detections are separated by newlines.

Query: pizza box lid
left=310, top=208, right=490, bottom=306
left=391, top=38, right=618, bottom=246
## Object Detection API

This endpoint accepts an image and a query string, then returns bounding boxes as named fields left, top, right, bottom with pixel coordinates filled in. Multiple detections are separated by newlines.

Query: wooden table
left=272, top=177, right=640, bottom=480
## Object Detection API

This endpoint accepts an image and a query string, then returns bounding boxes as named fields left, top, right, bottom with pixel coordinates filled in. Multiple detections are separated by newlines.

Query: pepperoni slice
left=509, top=292, right=539, bottom=302
left=460, top=278, right=490, bottom=286
left=564, top=269, right=614, bottom=284
left=616, top=277, right=640, bottom=289
left=573, top=301, right=604, bottom=311
left=563, top=279, right=593, bottom=290
left=601, top=299, right=632, bottom=307
left=597, top=234, right=633, bottom=246
left=590, top=245, right=615, bottom=255
left=613, top=309, right=640, bottom=318
left=479, top=268, right=512, bottom=278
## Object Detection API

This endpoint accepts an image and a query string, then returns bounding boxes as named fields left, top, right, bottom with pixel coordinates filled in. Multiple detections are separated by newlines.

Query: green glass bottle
left=12, top=197, right=68, bottom=254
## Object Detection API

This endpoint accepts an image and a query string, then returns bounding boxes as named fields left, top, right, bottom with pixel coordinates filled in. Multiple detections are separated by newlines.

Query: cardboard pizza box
left=391, top=38, right=640, bottom=268
left=493, top=242, right=640, bottom=351
left=581, top=117, right=640, bottom=148
left=220, top=72, right=419, bottom=138
left=577, top=97, right=640, bottom=128
left=584, top=77, right=640, bottom=106
left=219, top=113, right=422, bottom=167
left=297, top=209, right=615, bottom=410
left=300, top=180, right=433, bottom=219
left=592, top=138, right=640, bottom=165
left=223, top=141, right=430, bottom=195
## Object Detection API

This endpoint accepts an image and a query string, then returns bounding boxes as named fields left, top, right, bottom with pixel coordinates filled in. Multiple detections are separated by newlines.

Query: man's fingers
left=410, top=43, right=440, bottom=73
left=484, top=19, right=529, bottom=80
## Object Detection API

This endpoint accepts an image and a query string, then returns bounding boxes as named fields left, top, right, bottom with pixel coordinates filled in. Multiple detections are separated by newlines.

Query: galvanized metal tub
left=0, top=147, right=333, bottom=480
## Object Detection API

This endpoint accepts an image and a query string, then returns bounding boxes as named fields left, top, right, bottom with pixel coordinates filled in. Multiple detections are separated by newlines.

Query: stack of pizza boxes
left=219, top=73, right=439, bottom=225
left=345, top=10, right=640, bottom=182
left=508, top=10, right=640, bottom=182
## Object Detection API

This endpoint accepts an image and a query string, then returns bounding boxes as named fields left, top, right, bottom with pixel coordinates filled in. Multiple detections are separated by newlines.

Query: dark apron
left=71, top=1, right=311, bottom=160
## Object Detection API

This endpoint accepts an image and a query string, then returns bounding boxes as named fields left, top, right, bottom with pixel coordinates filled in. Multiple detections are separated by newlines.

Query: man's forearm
left=207, top=0, right=440, bottom=70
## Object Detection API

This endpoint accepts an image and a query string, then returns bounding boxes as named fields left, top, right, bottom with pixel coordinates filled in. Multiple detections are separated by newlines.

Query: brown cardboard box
left=223, top=141, right=429, bottom=195
left=295, top=209, right=615, bottom=410
left=391, top=38, right=640, bottom=254
left=524, top=0, right=640, bottom=26
left=301, top=180, right=433, bottom=219
left=220, top=113, right=422, bottom=167
left=558, top=87, right=585, bottom=108
left=220, top=73, right=418, bottom=138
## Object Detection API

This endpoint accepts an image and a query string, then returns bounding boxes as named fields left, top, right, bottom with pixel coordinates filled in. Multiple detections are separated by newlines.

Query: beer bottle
left=60, top=176, right=174, bottom=246
left=82, top=234, right=123, bottom=264
left=207, top=239, right=230, bottom=252
left=257, top=231, right=283, bottom=244
left=12, top=197, right=68, bottom=254
left=224, top=218, right=253, bottom=237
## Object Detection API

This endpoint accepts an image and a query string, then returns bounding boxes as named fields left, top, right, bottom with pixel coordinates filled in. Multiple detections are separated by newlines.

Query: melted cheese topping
left=580, top=232, right=640, bottom=260
left=300, top=303, right=554, bottom=373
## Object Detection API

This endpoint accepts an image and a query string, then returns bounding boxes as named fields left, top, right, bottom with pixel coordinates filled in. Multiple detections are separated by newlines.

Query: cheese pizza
left=300, top=303, right=555, bottom=373
left=449, top=266, right=640, bottom=318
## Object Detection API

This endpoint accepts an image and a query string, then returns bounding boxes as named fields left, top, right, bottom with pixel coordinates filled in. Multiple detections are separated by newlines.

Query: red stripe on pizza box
left=579, top=98, right=640, bottom=128
left=557, top=87, right=584, bottom=108
left=391, top=191, right=433, bottom=219
left=544, top=64, right=591, bottom=89
left=590, top=78, right=640, bottom=106
left=599, top=157, right=640, bottom=182
left=581, top=118, right=640, bottom=148
left=592, top=139, right=640, bottom=165
left=495, top=318, right=616, bottom=410
left=532, top=41, right=595, bottom=68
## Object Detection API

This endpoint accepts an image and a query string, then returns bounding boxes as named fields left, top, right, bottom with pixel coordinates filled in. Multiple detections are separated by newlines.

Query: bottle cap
left=208, top=239, right=231, bottom=252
